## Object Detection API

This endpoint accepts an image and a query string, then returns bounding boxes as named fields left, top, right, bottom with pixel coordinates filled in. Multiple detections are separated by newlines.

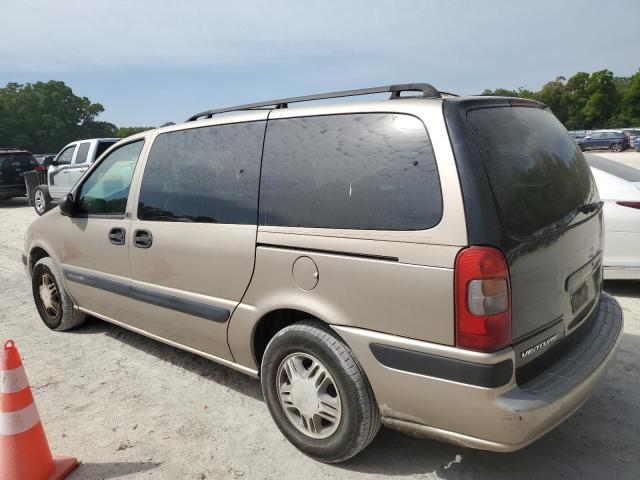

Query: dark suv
left=0, top=149, right=38, bottom=200
left=576, top=130, right=629, bottom=152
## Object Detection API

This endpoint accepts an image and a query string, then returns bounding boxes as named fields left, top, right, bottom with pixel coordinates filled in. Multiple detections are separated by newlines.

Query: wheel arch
left=251, top=308, right=334, bottom=370
left=29, top=246, right=50, bottom=274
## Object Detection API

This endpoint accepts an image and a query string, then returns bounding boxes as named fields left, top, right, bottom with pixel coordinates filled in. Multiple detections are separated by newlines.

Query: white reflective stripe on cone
left=0, top=365, right=29, bottom=394
left=0, top=402, right=40, bottom=436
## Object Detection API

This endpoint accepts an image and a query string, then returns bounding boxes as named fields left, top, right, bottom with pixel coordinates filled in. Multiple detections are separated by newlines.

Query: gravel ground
left=1, top=152, right=640, bottom=479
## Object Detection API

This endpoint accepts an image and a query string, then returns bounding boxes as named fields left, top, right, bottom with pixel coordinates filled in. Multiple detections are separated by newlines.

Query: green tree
left=564, top=72, right=590, bottom=129
left=611, top=69, right=640, bottom=127
left=581, top=69, right=619, bottom=129
left=82, top=120, right=118, bottom=138
left=116, top=126, right=154, bottom=138
left=483, top=69, right=638, bottom=130
left=537, top=77, right=568, bottom=124
left=0, top=81, right=107, bottom=152
left=482, top=87, right=536, bottom=99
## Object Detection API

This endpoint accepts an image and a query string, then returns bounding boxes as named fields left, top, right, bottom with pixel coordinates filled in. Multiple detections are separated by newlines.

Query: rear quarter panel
left=227, top=99, right=468, bottom=370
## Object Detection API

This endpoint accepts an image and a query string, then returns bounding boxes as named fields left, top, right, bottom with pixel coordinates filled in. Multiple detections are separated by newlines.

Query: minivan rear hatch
left=444, top=97, right=603, bottom=366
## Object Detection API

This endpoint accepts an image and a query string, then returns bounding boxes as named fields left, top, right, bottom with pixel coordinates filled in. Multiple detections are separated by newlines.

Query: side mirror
left=59, top=193, right=76, bottom=217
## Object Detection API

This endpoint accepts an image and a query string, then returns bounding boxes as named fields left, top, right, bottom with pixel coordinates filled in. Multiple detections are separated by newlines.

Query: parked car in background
left=0, top=148, right=38, bottom=200
left=636, top=136, right=640, bottom=152
left=30, top=138, right=118, bottom=215
left=576, top=130, right=629, bottom=152
left=587, top=154, right=640, bottom=280
left=622, top=129, right=640, bottom=148
left=22, top=84, right=623, bottom=462
left=569, top=130, right=587, bottom=141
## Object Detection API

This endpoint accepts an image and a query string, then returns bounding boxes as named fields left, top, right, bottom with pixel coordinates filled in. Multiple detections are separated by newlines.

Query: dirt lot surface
left=1, top=152, right=640, bottom=479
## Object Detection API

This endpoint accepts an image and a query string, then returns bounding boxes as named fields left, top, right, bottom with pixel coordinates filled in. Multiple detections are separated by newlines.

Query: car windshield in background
left=586, top=154, right=640, bottom=182
left=467, top=106, right=594, bottom=238
left=95, top=141, right=117, bottom=159
left=0, top=153, right=38, bottom=168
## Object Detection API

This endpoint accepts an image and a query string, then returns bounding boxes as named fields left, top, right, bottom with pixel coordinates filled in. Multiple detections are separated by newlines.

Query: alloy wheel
left=34, top=190, right=45, bottom=214
left=38, top=272, right=61, bottom=321
left=276, top=352, right=342, bottom=439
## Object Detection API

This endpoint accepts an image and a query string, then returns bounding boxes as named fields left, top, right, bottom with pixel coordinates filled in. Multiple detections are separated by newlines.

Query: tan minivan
left=23, top=84, right=623, bottom=462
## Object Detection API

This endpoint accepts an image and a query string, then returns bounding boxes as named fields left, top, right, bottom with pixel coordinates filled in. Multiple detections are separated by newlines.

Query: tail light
left=34, top=165, right=47, bottom=171
left=617, top=201, right=640, bottom=210
left=454, top=246, right=511, bottom=352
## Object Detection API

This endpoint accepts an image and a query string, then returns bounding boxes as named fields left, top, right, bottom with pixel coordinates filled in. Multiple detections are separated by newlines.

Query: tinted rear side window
left=259, top=113, right=442, bottom=230
left=138, top=121, right=265, bottom=224
left=0, top=152, right=37, bottom=168
left=75, top=142, right=91, bottom=164
left=95, top=141, right=116, bottom=159
left=467, top=107, right=594, bottom=238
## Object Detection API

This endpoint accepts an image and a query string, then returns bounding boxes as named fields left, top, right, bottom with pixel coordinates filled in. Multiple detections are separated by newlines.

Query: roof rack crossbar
left=187, top=83, right=441, bottom=121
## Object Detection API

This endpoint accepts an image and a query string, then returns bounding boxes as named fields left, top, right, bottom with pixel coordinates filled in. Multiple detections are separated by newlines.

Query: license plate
left=571, top=282, right=589, bottom=313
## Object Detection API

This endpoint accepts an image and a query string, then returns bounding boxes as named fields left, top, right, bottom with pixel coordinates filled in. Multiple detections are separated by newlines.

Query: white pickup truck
left=33, top=138, right=119, bottom=215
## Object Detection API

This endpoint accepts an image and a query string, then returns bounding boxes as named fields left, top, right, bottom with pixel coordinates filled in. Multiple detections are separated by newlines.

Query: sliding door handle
left=134, top=229, right=153, bottom=248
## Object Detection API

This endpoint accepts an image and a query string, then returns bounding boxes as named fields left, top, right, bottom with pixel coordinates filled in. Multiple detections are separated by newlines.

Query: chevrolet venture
left=23, top=84, right=623, bottom=462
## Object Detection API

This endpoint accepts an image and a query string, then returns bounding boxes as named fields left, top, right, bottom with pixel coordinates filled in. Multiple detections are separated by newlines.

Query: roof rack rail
left=186, top=83, right=442, bottom=122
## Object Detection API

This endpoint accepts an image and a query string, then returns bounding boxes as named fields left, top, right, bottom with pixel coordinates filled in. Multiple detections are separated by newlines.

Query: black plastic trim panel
left=257, top=243, right=399, bottom=262
left=370, top=343, right=513, bottom=388
left=63, top=266, right=230, bottom=323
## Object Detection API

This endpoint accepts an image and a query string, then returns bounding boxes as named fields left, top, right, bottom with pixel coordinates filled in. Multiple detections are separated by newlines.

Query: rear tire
left=32, top=257, right=86, bottom=331
left=261, top=320, right=380, bottom=463
left=33, top=186, right=52, bottom=215
left=611, top=142, right=623, bottom=152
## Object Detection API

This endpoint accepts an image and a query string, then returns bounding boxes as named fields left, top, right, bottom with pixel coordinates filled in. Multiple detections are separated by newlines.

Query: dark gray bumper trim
left=63, top=266, right=230, bottom=323
left=370, top=343, right=514, bottom=388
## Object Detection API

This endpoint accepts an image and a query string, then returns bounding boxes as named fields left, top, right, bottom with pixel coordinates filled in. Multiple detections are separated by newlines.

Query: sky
left=1, top=0, right=638, bottom=127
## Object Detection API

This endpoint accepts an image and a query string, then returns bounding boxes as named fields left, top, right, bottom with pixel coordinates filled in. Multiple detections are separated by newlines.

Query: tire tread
left=33, top=257, right=86, bottom=331
left=263, top=320, right=381, bottom=462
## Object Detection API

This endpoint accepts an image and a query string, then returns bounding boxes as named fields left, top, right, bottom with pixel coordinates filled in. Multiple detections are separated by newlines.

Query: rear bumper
left=333, top=293, right=623, bottom=451
left=0, top=185, right=26, bottom=198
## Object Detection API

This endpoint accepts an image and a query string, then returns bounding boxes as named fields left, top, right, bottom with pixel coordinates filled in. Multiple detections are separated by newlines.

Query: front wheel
left=32, top=257, right=86, bottom=331
left=261, top=321, right=380, bottom=463
left=33, top=186, right=52, bottom=215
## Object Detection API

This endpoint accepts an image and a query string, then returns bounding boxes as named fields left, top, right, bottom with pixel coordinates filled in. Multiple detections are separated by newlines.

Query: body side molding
left=63, top=266, right=230, bottom=323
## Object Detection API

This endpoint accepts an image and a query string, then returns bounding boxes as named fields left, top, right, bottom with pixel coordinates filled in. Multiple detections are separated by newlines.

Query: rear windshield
left=586, top=154, right=640, bottom=182
left=467, top=107, right=594, bottom=238
left=0, top=152, right=38, bottom=168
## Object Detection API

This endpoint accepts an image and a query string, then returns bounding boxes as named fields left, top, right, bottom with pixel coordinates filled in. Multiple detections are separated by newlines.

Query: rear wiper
left=577, top=201, right=603, bottom=214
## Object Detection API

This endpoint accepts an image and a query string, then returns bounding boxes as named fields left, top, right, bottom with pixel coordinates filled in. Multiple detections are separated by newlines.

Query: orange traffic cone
left=1, top=339, right=78, bottom=480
